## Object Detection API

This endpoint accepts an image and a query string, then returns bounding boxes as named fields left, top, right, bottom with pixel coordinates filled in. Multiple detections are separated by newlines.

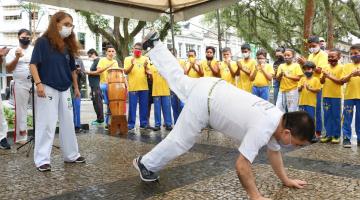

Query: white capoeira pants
left=34, top=84, right=80, bottom=167
left=275, top=88, right=299, bottom=112
left=13, top=78, right=31, bottom=143
left=142, top=42, right=223, bottom=172
left=0, top=98, right=8, bottom=141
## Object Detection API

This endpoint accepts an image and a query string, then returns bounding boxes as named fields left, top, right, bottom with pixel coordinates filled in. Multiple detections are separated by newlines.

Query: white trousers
left=142, top=42, right=216, bottom=172
left=34, top=85, right=80, bottom=167
left=275, top=88, right=299, bottom=112
left=13, top=79, right=31, bottom=142
left=0, top=98, right=8, bottom=141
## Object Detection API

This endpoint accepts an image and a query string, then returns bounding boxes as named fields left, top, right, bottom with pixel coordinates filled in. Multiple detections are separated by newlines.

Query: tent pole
left=169, top=0, right=176, bottom=54
left=216, top=9, right=222, bottom=61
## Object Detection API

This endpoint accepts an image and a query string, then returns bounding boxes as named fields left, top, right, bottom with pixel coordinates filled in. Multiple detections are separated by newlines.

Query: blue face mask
left=304, top=71, right=313, bottom=78
left=351, top=55, right=360, bottom=63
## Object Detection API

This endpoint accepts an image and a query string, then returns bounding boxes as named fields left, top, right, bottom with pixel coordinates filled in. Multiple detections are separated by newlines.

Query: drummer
left=86, top=45, right=119, bottom=130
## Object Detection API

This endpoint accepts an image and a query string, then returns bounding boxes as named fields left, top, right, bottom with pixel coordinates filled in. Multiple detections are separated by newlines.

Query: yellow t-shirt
left=201, top=59, right=218, bottom=77
left=178, top=59, right=186, bottom=71
left=277, top=63, right=303, bottom=92
left=97, top=57, right=119, bottom=84
left=124, top=56, right=149, bottom=92
left=341, top=63, right=360, bottom=99
left=253, top=64, right=275, bottom=87
left=185, top=61, right=201, bottom=78
left=219, top=61, right=237, bottom=85
left=237, top=58, right=256, bottom=92
left=149, top=65, right=170, bottom=96
left=298, top=77, right=322, bottom=107
left=321, top=64, right=343, bottom=98
left=308, top=50, right=328, bottom=79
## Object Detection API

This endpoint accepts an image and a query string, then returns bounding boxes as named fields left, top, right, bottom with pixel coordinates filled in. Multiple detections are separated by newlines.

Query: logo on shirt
left=48, top=96, right=53, bottom=100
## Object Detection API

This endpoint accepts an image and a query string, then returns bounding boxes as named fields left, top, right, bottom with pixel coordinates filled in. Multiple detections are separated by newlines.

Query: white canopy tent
left=26, top=0, right=239, bottom=55
left=26, top=0, right=238, bottom=22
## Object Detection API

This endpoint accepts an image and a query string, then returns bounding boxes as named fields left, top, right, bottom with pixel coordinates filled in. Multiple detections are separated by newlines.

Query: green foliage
left=3, top=107, right=32, bottom=130
left=204, top=0, right=359, bottom=58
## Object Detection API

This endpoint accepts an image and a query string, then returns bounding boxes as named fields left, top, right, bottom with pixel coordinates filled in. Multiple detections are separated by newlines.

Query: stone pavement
left=0, top=101, right=359, bottom=200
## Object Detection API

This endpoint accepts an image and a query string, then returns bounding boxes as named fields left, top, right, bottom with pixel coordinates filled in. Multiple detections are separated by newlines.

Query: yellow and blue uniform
left=149, top=65, right=172, bottom=128
left=298, top=76, right=321, bottom=119
left=97, top=57, right=119, bottom=125
left=252, top=63, right=274, bottom=101
left=201, top=59, right=218, bottom=77
left=219, top=61, right=237, bottom=85
left=237, top=58, right=256, bottom=92
left=322, top=64, right=343, bottom=138
left=277, top=63, right=303, bottom=92
left=124, top=55, right=149, bottom=129
left=308, top=50, right=328, bottom=132
left=341, top=62, right=360, bottom=140
left=185, top=59, right=201, bottom=78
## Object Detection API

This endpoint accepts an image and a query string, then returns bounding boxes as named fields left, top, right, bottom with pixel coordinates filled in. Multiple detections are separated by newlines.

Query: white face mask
left=242, top=52, right=250, bottom=58
left=59, top=26, right=73, bottom=38
left=309, top=46, right=320, bottom=54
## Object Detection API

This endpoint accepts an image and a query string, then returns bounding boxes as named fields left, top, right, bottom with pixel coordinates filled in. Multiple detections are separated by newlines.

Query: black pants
left=91, top=86, right=104, bottom=122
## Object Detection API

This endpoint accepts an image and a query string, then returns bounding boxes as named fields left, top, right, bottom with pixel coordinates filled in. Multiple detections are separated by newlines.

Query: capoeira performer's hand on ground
left=134, top=30, right=314, bottom=200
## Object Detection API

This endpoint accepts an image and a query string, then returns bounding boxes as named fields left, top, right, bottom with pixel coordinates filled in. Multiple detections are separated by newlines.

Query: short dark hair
left=275, top=46, right=285, bottom=53
left=329, top=48, right=341, bottom=57
left=308, top=35, right=320, bottom=44
left=134, top=42, right=142, bottom=48
left=256, top=49, right=267, bottom=57
left=222, top=47, right=231, bottom=53
left=350, top=43, right=360, bottom=51
left=87, top=48, right=98, bottom=56
left=241, top=43, right=251, bottom=51
left=188, top=49, right=196, bottom=55
left=283, top=111, right=315, bottom=142
left=18, top=29, right=31, bottom=36
left=303, top=61, right=316, bottom=69
left=105, top=45, right=115, bottom=51
left=206, top=46, right=216, bottom=53
left=284, top=48, right=295, bottom=56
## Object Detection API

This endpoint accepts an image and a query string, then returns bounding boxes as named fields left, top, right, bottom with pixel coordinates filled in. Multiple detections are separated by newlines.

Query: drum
left=107, top=69, right=127, bottom=116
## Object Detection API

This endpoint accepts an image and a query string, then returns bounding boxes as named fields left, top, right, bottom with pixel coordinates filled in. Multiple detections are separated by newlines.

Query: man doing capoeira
left=133, top=31, right=314, bottom=200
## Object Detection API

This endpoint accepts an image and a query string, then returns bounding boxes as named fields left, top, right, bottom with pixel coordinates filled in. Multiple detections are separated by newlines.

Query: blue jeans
left=72, top=97, right=81, bottom=128
left=299, top=105, right=315, bottom=120
left=273, top=80, right=280, bottom=104
left=252, top=86, right=269, bottom=101
left=100, top=83, right=110, bottom=124
left=315, top=90, right=323, bottom=132
left=154, top=96, right=172, bottom=127
left=170, top=91, right=184, bottom=124
left=323, top=98, right=341, bottom=138
left=342, top=99, right=360, bottom=140
left=128, top=90, right=149, bottom=129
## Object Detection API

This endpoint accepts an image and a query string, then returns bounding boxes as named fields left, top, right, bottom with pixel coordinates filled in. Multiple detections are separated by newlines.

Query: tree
left=204, top=0, right=358, bottom=58
left=18, top=0, right=44, bottom=41
left=78, top=11, right=179, bottom=63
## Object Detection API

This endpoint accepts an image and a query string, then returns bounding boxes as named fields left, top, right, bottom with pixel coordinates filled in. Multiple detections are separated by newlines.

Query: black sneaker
left=165, top=126, right=173, bottom=131
left=105, top=125, right=109, bottom=131
left=357, top=141, right=360, bottom=147
left=0, top=138, right=10, bottom=150
left=133, top=156, right=159, bottom=182
left=37, top=164, right=51, bottom=172
left=65, top=156, right=86, bottom=163
left=153, top=126, right=161, bottom=131
left=142, top=30, right=160, bottom=50
left=343, top=138, right=351, bottom=148
left=311, top=136, right=319, bottom=143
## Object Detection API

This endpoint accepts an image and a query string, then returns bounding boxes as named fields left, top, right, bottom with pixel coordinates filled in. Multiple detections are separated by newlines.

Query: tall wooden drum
left=107, top=68, right=128, bottom=135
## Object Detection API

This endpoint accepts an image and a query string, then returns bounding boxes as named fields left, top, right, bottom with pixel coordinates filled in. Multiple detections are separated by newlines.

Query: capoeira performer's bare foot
left=134, top=30, right=314, bottom=200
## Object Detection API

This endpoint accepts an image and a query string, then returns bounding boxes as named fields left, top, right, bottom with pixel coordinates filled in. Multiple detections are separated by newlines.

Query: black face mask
left=206, top=56, right=213, bottom=61
left=304, top=71, right=313, bottom=78
left=328, top=59, right=338, bottom=66
left=276, top=56, right=284, bottom=61
left=19, top=38, right=30, bottom=46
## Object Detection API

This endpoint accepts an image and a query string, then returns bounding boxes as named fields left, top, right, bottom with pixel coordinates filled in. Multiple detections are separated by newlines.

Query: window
left=3, top=5, right=21, bottom=10
left=185, top=44, right=195, bottom=53
left=4, top=15, right=22, bottom=20
left=77, top=32, right=86, bottom=49
left=178, top=43, right=182, bottom=58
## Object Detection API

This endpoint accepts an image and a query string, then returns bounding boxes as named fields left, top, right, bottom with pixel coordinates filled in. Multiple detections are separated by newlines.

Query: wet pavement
left=0, top=101, right=359, bottom=200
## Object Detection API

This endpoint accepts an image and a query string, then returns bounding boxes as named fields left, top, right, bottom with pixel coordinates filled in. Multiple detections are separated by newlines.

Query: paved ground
left=1, top=101, right=359, bottom=200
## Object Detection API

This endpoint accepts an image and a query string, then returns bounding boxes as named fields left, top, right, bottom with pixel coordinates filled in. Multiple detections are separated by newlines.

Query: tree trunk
left=323, top=0, right=334, bottom=49
left=303, top=0, right=315, bottom=52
